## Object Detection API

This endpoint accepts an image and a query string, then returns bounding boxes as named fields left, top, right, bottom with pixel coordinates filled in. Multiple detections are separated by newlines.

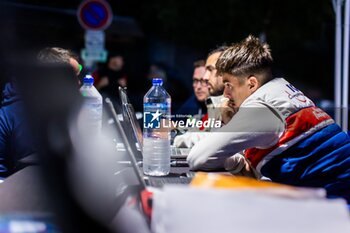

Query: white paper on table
left=152, top=185, right=350, bottom=233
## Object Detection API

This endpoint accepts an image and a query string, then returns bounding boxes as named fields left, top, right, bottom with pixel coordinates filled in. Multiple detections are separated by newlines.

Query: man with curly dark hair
left=188, top=35, right=350, bottom=206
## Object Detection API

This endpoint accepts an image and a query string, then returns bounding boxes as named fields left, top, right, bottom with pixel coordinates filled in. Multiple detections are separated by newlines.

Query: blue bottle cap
left=83, top=75, right=94, bottom=84
left=152, top=78, right=163, bottom=86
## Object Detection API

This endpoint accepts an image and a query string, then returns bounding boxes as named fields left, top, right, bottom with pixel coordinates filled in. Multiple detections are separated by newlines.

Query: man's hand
left=224, top=153, right=260, bottom=179
left=221, top=99, right=237, bottom=125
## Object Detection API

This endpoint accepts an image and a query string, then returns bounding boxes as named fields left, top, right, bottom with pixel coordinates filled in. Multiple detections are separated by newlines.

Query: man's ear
left=247, top=76, right=259, bottom=93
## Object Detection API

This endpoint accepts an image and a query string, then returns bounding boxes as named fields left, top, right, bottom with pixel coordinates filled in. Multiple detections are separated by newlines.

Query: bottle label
left=143, top=102, right=170, bottom=129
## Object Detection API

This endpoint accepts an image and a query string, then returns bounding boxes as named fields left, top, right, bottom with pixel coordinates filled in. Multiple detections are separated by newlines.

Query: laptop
left=118, top=87, right=190, bottom=159
left=105, top=98, right=194, bottom=188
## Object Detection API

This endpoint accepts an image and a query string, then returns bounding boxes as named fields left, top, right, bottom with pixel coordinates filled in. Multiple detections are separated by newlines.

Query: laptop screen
left=105, top=98, right=147, bottom=189
left=118, top=86, right=143, bottom=148
left=125, top=103, right=143, bottom=148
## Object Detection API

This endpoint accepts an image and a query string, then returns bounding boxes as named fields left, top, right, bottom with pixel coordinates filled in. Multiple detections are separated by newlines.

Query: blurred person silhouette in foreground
left=15, top=54, right=119, bottom=233
left=0, top=47, right=81, bottom=179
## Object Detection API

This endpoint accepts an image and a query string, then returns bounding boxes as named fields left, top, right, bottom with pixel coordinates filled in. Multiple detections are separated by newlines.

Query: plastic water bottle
left=79, top=75, right=103, bottom=132
left=143, top=78, right=171, bottom=176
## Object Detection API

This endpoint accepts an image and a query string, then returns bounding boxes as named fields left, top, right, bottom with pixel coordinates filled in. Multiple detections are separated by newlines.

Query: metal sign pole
left=334, top=0, right=343, bottom=126
left=342, top=0, right=350, bottom=131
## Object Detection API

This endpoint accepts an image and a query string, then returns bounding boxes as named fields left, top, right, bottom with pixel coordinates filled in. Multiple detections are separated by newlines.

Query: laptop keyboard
left=171, top=147, right=190, bottom=156
left=146, top=177, right=192, bottom=188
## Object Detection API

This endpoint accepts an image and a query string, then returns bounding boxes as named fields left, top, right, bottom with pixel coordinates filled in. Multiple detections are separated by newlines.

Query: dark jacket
left=0, top=82, right=36, bottom=178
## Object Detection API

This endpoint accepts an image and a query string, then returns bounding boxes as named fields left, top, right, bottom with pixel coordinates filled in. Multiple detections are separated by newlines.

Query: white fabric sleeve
left=187, top=102, right=285, bottom=170
left=173, top=132, right=210, bottom=148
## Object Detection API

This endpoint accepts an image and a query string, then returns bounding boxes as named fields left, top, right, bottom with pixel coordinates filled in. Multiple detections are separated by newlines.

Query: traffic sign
left=78, top=0, right=113, bottom=31
left=81, top=48, right=108, bottom=62
left=85, top=30, right=105, bottom=50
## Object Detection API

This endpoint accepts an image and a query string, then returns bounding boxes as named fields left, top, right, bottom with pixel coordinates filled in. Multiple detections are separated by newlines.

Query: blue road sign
left=78, top=0, right=112, bottom=30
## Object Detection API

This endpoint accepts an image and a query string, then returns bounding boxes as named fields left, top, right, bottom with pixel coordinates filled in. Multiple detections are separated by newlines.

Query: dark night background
left=0, top=0, right=337, bottom=111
